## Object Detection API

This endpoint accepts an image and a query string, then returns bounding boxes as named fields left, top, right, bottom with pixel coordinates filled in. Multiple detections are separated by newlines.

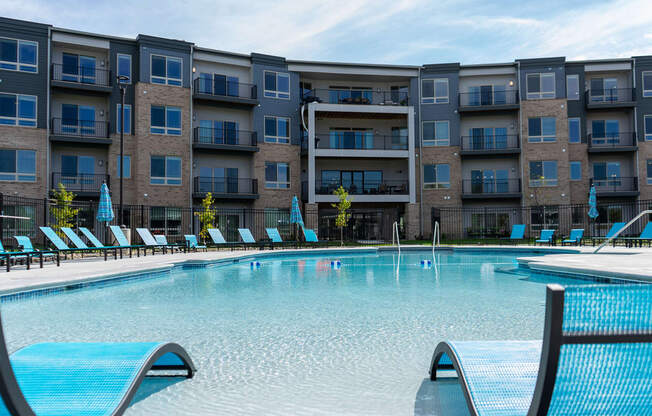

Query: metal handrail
left=432, top=221, right=440, bottom=257
left=392, top=221, right=400, bottom=255
left=594, top=210, right=652, bottom=253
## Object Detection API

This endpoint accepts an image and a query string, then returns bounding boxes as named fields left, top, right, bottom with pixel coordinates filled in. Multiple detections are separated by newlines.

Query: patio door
left=62, top=104, right=95, bottom=136
left=61, top=155, right=95, bottom=188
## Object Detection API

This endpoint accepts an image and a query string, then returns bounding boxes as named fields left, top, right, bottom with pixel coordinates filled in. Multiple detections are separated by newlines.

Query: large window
left=117, top=54, right=131, bottom=83
left=526, top=73, right=555, bottom=99
left=0, top=149, right=36, bottom=182
left=150, top=105, right=181, bottom=135
left=589, top=77, right=618, bottom=102
left=645, top=115, right=652, bottom=141
left=0, top=37, right=37, bottom=72
left=528, top=117, right=556, bottom=142
left=150, top=156, right=181, bottom=185
left=265, top=162, right=290, bottom=189
left=593, top=162, right=621, bottom=186
left=198, top=73, right=240, bottom=96
left=62, top=53, right=96, bottom=83
left=117, top=155, right=131, bottom=179
left=566, top=75, right=579, bottom=100
left=198, top=120, right=240, bottom=144
left=0, top=93, right=36, bottom=127
left=117, top=104, right=131, bottom=134
left=264, top=71, right=290, bottom=99
left=568, top=118, right=581, bottom=143
left=423, top=164, right=450, bottom=189
left=319, top=170, right=385, bottom=194
left=570, top=161, right=582, bottom=181
left=644, top=72, right=652, bottom=98
left=647, top=160, right=652, bottom=185
left=264, top=116, right=290, bottom=144
left=151, top=55, right=182, bottom=86
left=529, top=160, right=557, bottom=186
left=421, top=79, right=448, bottom=104
left=591, top=120, right=619, bottom=145
left=422, top=121, right=449, bottom=146
left=468, top=127, right=509, bottom=150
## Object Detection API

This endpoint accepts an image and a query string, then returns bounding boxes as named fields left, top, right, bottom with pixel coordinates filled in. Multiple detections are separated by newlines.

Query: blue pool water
left=1, top=250, right=607, bottom=415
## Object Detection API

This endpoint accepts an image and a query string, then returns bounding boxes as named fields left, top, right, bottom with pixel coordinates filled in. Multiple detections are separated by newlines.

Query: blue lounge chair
left=108, top=225, right=143, bottom=257
left=14, top=236, right=58, bottom=267
left=154, top=234, right=183, bottom=253
left=0, top=240, right=28, bottom=271
left=303, top=227, right=319, bottom=243
left=42, top=226, right=117, bottom=261
left=136, top=228, right=181, bottom=255
left=79, top=227, right=105, bottom=248
left=0, top=312, right=195, bottom=415
left=265, top=228, right=297, bottom=249
left=561, top=228, right=584, bottom=246
left=184, top=235, right=207, bottom=252
left=534, top=229, right=555, bottom=246
left=617, top=222, right=652, bottom=247
left=502, top=224, right=526, bottom=244
left=429, top=283, right=652, bottom=416
left=238, top=228, right=269, bottom=249
left=590, top=221, right=626, bottom=246
left=207, top=228, right=239, bottom=250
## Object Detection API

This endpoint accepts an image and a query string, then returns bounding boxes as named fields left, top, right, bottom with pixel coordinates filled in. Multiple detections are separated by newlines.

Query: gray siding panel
left=419, top=71, right=460, bottom=146
left=634, top=56, right=652, bottom=142
left=109, top=40, right=138, bottom=134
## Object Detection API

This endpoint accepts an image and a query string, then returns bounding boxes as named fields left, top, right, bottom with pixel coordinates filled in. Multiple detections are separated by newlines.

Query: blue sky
left=4, top=0, right=652, bottom=65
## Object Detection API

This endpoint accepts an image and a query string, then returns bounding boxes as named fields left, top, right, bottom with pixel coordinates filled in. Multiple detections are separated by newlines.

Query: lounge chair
left=109, top=225, right=144, bottom=257
left=154, top=234, right=183, bottom=253
left=429, top=283, right=652, bottom=416
left=14, top=236, right=58, bottom=267
left=0, top=311, right=195, bottom=415
left=265, top=228, right=297, bottom=249
left=79, top=227, right=105, bottom=248
left=501, top=224, right=526, bottom=244
left=238, top=228, right=269, bottom=249
left=590, top=221, right=626, bottom=247
left=136, top=228, right=180, bottom=255
left=60, top=226, right=119, bottom=260
left=207, top=228, right=238, bottom=250
left=534, top=229, right=555, bottom=246
left=41, top=226, right=118, bottom=261
left=561, top=228, right=584, bottom=246
left=0, top=240, right=29, bottom=271
left=184, top=235, right=207, bottom=252
left=303, top=227, right=319, bottom=243
left=616, top=222, right=652, bottom=248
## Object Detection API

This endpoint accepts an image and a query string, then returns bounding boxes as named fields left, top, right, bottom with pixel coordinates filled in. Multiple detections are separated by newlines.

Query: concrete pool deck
left=0, top=245, right=649, bottom=296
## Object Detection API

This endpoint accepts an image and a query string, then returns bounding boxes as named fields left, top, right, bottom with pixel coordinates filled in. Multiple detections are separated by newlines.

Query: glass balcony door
left=61, top=104, right=95, bottom=136
left=61, top=155, right=95, bottom=187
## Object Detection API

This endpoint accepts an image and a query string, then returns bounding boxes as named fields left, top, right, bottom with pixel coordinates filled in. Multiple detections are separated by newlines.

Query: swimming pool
left=1, top=249, right=620, bottom=415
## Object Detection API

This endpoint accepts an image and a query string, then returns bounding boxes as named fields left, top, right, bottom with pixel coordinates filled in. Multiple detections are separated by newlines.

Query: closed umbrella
left=588, top=185, right=599, bottom=237
left=290, top=195, right=304, bottom=239
left=97, top=183, right=114, bottom=244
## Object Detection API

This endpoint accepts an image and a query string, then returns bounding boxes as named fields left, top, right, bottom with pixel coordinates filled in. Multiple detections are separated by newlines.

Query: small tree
left=50, top=183, right=79, bottom=238
left=331, top=186, right=352, bottom=246
left=194, top=192, right=215, bottom=243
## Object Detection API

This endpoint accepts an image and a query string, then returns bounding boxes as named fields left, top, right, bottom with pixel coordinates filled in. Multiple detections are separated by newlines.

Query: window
left=645, top=115, right=652, bottom=141
left=469, top=169, right=510, bottom=194
left=0, top=149, right=36, bottom=182
left=150, top=105, right=181, bottom=135
left=198, top=120, right=240, bottom=145
left=422, top=121, right=449, bottom=146
left=467, top=84, right=507, bottom=106
left=116, top=104, right=131, bottom=134
left=328, top=86, right=373, bottom=104
left=647, top=160, right=652, bottom=185
left=644, top=72, right=652, bottom=98
left=593, top=162, right=621, bottom=186
left=264, top=71, right=290, bottom=99
left=570, top=161, right=582, bottom=181
left=117, top=155, right=131, bottom=179
left=265, top=162, right=290, bottom=189
left=421, top=79, right=448, bottom=104
left=530, top=206, right=559, bottom=233
left=568, top=118, right=581, bottom=143
left=0, top=37, right=37, bottom=72
left=0, top=93, right=36, bottom=127
left=318, top=170, right=385, bottom=194
left=150, top=207, right=182, bottom=236
left=589, top=78, right=618, bottom=102
left=328, top=129, right=374, bottom=149
left=528, top=117, right=556, bottom=142
left=198, top=167, right=239, bottom=193
left=151, top=55, right=182, bottom=86
left=62, top=53, right=96, bottom=83
left=117, top=54, right=131, bottom=83
left=468, top=127, right=509, bottom=150
left=529, top=161, right=558, bottom=186
left=526, top=73, right=555, bottom=99
left=590, top=120, right=619, bottom=145
left=150, top=156, right=181, bottom=185
left=566, top=75, right=579, bottom=100
left=423, top=164, right=450, bottom=189
left=264, top=116, right=290, bottom=144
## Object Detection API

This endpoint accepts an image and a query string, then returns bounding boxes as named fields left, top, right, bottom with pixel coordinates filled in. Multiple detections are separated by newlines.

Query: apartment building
left=2, top=17, right=652, bottom=240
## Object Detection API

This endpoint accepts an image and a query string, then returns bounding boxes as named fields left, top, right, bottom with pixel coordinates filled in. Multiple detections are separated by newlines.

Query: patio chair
left=184, top=235, right=207, bottom=252
left=302, top=227, right=322, bottom=246
left=589, top=222, right=626, bottom=247
left=61, top=227, right=119, bottom=260
left=501, top=224, right=526, bottom=244
left=429, top=283, right=652, bottom=416
left=238, top=228, right=269, bottom=249
left=154, top=235, right=183, bottom=253
left=207, top=228, right=239, bottom=250
left=109, top=225, right=145, bottom=257
left=534, top=229, right=555, bottom=246
left=136, top=228, right=180, bottom=255
left=0, top=311, right=195, bottom=416
left=561, top=228, right=584, bottom=246
left=0, top=240, right=28, bottom=271
left=14, top=236, right=58, bottom=267
left=265, top=228, right=298, bottom=249
left=41, top=226, right=118, bottom=261
left=78, top=227, right=106, bottom=248
left=616, top=222, right=652, bottom=248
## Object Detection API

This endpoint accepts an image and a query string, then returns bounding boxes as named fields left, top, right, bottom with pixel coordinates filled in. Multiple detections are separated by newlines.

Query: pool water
left=2, top=250, right=602, bottom=415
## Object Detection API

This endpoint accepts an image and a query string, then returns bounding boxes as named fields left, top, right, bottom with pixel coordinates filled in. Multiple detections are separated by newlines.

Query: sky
left=4, top=0, right=652, bottom=65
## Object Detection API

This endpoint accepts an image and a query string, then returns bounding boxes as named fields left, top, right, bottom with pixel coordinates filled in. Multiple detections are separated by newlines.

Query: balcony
left=305, top=179, right=410, bottom=203
left=591, top=177, right=639, bottom=197
left=587, top=132, right=637, bottom=153
left=192, top=127, right=258, bottom=152
left=302, top=89, right=409, bottom=106
left=585, top=88, right=636, bottom=109
left=461, top=178, right=521, bottom=199
left=459, top=134, right=520, bottom=157
left=192, top=78, right=258, bottom=106
left=51, top=173, right=110, bottom=197
left=192, top=177, right=258, bottom=200
left=51, top=63, right=112, bottom=93
left=50, top=118, right=111, bottom=145
left=458, top=90, right=519, bottom=113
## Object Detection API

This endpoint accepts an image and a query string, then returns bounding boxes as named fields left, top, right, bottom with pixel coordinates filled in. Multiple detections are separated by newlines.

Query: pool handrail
left=594, top=214, right=650, bottom=253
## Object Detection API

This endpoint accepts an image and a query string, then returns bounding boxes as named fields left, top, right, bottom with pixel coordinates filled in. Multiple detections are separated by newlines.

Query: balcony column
left=408, top=106, right=416, bottom=204
left=308, top=103, right=316, bottom=204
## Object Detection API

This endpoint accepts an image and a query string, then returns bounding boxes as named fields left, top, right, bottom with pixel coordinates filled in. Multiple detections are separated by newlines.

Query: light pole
left=117, top=74, right=129, bottom=226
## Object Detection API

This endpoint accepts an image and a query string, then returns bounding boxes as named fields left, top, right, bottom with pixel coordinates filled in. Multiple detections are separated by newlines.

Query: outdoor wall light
left=144, top=194, right=148, bottom=198
left=530, top=194, right=534, bottom=198
left=192, top=67, right=196, bottom=73
left=509, top=80, right=514, bottom=86
left=99, top=110, right=104, bottom=117
left=98, top=160, right=104, bottom=167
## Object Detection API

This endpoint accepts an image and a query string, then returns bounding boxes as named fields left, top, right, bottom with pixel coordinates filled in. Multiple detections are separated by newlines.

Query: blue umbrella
left=290, top=195, right=304, bottom=227
left=588, top=185, right=599, bottom=219
left=97, top=183, right=114, bottom=223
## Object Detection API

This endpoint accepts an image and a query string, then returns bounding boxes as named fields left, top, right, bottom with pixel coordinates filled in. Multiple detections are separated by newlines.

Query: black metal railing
left=591, top=177, right=638, bottom=193
left=458, top=89, right=518, bottom=107
left=588, top=132, right=636, bottom=148
left=314, top=132, right=408, bottom=150
left=51, top=118, right=110, bottom=138
left=460, top=134, right=519, bottom=152
left=462, top=178, right=521, bottom=195
left=51, top=173, right=109, bottom=194
left=51, top=63, right=112, bottom=87
left=193, top=177, right=258, bottom=195
left=193, top=78, right=257, bottom=100
left=193, top=127, right=257, bottom=147
left=586, top=88, right=635, bottom=104
left=302, top=89, right=409, bottom=106
left=311, top=180, right=409, bottom=195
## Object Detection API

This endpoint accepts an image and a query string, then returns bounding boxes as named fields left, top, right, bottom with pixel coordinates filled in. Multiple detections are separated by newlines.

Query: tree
left=194, top=192, right=215, bottom=243
left=331, top=186, right=352, bottom=246
left=50, top=183, right=79, bottom=238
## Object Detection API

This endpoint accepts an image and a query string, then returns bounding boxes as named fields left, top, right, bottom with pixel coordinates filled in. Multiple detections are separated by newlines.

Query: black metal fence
left=317, top=208, right=401, bottom=242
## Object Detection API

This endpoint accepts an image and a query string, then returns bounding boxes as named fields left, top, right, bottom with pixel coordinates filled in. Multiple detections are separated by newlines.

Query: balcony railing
left=458, top=89, right=519, bottom=108
left=460, top=134, right=519, bottom=152
left=51, top=63, right=112, bottom=87
left=51, top=173, right=109, bottom=194
left=588, top=132, right=637, bottom=149
left=462, top=178, right=521, bottom=195
left=591, top=177, right=638, bottom=193
left=193, top=177, right=258, bottom=195
left=314, top=132, right=408, bottom=150
left=313, top=180, right=408, bottom=195
left=193, top=127, right=257, bottom=147
left=193, top=78, right=257, bottom=100
left=51, top=118, right=110, bottom=138
left=303, top=89, right=409, bottom=106
left=586, top=88, right=635, bottom=104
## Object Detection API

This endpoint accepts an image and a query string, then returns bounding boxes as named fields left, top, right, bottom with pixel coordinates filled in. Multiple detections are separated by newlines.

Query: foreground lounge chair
left=184, top=235, right=207, bottom=252
left=0, top=312, right=195, bottom=415
left=13, top=236, right=58, bottom=267
left=590, top=221, right=626, bottom=247
left=238, top=228, right=269, bottom=249
left=534, top=229, right=555, bottom=246
left=501, top=224, right=526, bottom=244
left=617, top=222, right=652, bottom=247
left=0, top=241, right=29, bottom=271
left=429, top=283, right=652, bottom=416
left=561, top=228, right=584, bottom=246
left=42, top=226, right=117, bottom=261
